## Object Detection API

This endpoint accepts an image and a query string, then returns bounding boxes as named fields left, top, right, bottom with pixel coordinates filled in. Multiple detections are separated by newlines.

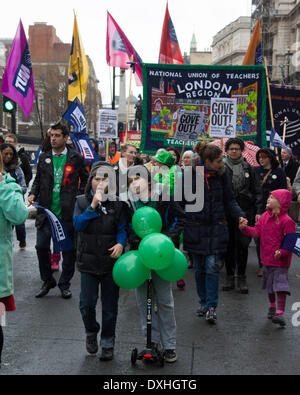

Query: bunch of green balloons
left=113, top=207, right=188, bottom=289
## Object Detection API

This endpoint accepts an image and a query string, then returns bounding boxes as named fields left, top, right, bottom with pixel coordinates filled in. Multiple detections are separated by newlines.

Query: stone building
left=184, top=33, right=212, bottom=65
left=0, top=22, right=102, bottom=139
left=252, top=0, right=300, bottom=84
left=211, top=17, right=252, bottom=65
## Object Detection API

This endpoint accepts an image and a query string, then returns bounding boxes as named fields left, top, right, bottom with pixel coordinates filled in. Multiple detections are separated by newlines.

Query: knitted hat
left=152, top=150, right=175, bottom=168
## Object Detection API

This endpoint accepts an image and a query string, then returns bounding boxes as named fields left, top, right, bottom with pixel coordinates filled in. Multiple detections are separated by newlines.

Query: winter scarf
left=225, top=156, right=245, bottom=195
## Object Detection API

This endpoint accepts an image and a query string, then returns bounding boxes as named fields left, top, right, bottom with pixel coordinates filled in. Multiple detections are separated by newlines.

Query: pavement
left=1, top=218, right=300, bottom=376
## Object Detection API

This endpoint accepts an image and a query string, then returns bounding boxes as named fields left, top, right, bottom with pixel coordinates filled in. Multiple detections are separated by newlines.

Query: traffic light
left=2, top=96, right=16, bottom=113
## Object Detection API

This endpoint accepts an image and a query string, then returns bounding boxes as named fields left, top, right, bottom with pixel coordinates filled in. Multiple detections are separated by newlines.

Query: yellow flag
left=68, top=14, right=89, bottom=103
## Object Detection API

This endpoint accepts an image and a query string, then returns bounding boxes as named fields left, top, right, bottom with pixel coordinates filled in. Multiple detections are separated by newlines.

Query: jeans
left=35, top=222, right=75, bottom=290
left=135, top=271, right=176, bottom=350
left=15, top=223, right=26, bottom=242
left=192, top=254, right=223, bottom=309
left=79, top=272, right=119, bottom=349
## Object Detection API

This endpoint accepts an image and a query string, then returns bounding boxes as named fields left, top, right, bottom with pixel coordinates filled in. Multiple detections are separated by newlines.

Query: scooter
left=131, top=278, right=164, bottom=367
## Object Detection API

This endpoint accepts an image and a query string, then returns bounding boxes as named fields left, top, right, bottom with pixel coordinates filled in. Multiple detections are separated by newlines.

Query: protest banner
left=120, top=131, right=142, bottom=148
left=266, top=85, right=300, bottom=157
left=210, top=98, right=237, bottom=138
left=99, top=109, right=119, bottom=139
left=174, top=110, right=205, bottom=141
left=140, top=64, right=267, bottom=154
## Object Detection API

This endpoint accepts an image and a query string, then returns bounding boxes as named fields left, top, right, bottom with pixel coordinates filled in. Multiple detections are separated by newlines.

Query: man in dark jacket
left=223, top=138, right=264, bottom=294
left=281, top=148, right=299, bottom=185
left=4, top=133, right=32, bottom=187
left=28, top=122, right=88, bottom=299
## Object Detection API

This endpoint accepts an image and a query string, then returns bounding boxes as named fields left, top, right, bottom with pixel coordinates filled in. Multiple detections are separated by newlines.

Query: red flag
left=159, top=3, right=184, bottom=64
left=106, top=12, right=143, bottom=86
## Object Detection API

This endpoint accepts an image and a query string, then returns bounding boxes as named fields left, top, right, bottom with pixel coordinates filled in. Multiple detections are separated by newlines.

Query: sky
left=0, top=0, right=252, bottom=106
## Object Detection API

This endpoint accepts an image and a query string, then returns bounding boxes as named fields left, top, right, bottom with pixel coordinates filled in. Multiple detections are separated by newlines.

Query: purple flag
left=1, top=19, right=35, bottom=118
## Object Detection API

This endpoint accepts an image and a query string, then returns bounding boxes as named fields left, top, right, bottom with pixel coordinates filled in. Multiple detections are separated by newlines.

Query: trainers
left=196, top=306, right=207, bottom=317
left=99, top=348, right=114, bottom=361
left=206, top=308, right=217, bottom=325
left=272, top=314, right=286, bottom=327
left=267, top=307, right=276, bottom=320
left=164, top=349, right=177, bottom=363
left=86, top=333, right=98, bottom=355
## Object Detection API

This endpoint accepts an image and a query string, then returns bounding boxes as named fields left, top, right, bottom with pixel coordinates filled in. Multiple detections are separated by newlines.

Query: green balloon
left=113, top=251, right=150, bottom=290
left=132, top=207, right=162, bottom=239
left=156, top=249, right=188, bottom=282
left=138, top=233, right=175, bottom=271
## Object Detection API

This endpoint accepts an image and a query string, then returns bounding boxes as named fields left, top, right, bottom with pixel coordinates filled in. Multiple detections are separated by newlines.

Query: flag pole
left=179, top=141, right=187, bottom=165
left=282, top=116, right=288, bottom=143
left=35, top=99, right=44, bottom=141
left=112, top=67, right=116, bottom=110
left=264, top=56, right=280, bottom=159
left=125, top=55, right=134, bottom=144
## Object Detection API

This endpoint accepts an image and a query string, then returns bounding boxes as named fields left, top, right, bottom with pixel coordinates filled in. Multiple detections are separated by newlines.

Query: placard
left=99, top=109, right=119, bottom=139
left=210, top=98, right=237, bottom=138
left=174, top=110, right=205, bottom=141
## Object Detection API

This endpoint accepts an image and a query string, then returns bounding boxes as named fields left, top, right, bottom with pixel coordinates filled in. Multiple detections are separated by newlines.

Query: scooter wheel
left=131, top=348, right=138, bottom=365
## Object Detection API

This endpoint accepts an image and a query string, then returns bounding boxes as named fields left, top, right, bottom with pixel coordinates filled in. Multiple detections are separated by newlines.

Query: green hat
left=153, top=150, right=175, bottom=167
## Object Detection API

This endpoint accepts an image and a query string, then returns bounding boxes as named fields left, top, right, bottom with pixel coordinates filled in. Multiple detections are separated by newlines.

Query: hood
left=3, top=173, right=17, bottom=184
left=84, top=161, right=116, bottom=200
left=256, top=148, right=279, bottom=170
left=271, top=189, right=292, bottom=215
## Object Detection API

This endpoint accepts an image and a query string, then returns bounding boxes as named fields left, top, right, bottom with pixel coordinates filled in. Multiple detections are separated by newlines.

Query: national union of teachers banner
left=267, top=86, right=300, bottom=157
left=140, top=64, right=267, bottom=154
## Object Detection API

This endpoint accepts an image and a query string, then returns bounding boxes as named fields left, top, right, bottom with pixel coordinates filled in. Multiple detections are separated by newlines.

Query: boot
left=222, top=275, right=235, bottom=291
left=237, top=275, right=248, bottom=294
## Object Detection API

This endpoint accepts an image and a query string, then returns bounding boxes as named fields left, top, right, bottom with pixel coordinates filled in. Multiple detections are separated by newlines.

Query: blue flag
left=34, top=146, right=41, bottom=166
left=63, top=98, right=87, bottom=134
left=69, top=132, right=99, bottom=166
left=62, top=98, right=99, bottom=166
left=281, top=233, right=300, bottom=258
left=34, top=204, right=74, bottom=253
left=266, top=128, right=293, bottom=155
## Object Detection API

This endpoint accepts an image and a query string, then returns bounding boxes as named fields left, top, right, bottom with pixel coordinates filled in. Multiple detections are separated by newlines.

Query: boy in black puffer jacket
left=74, top=162, right=127, bottom=362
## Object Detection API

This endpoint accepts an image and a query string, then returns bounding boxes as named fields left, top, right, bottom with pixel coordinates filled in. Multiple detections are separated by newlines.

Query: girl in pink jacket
left=239, top=189, right=295, bottom=327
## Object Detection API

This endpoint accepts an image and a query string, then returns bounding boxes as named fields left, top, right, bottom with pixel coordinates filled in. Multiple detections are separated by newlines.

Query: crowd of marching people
left=0, top=123, right=300, bottom=366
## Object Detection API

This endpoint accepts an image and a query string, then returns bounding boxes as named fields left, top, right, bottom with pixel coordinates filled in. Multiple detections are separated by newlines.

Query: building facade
left=1, top=22, right=102, bottom=140
left=211, top=17, right=251, bottom=65
left=252, top=0, right=300, bottom=84
left=184, top=33, right=212, bottom=65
